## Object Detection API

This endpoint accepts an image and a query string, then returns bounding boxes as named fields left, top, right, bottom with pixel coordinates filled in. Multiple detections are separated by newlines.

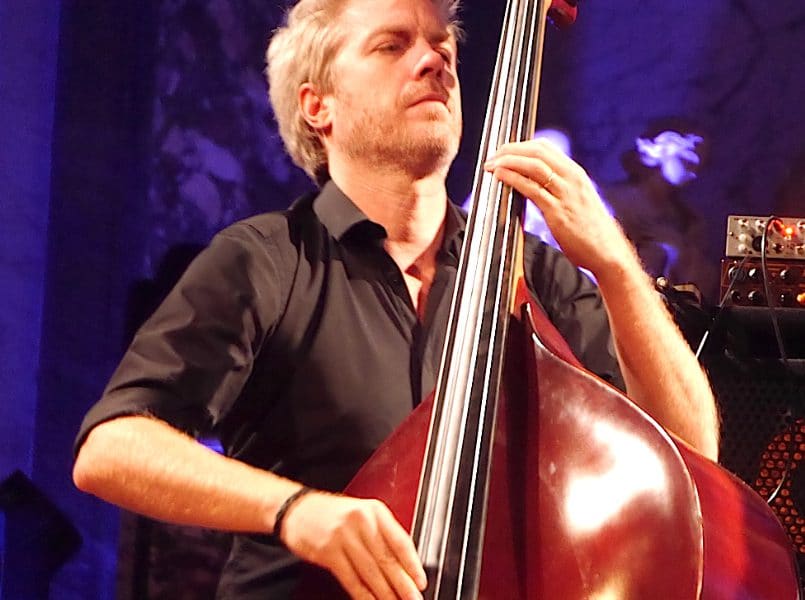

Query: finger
left=484, top=154, right=554, bottom=186
left=379, top=507, right=428, bottom=598
left=328, top=549, right=376, bottom=600
left=490, top=165, right=563, bottom=213
left=360, top=534, right=422, bottom=600
left=489, top=139, right=572, bottom=173
left=485, top=154, right=566, bottom=199
left=341, top=527, right=398, bottom=600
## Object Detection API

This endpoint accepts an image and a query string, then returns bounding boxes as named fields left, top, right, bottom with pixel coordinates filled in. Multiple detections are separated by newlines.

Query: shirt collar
left=313, top=180, right=383, bottom=242
left=313, top=179, right=466, bottom=261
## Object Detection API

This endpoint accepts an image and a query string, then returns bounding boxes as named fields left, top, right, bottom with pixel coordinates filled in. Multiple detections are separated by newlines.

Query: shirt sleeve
left=523, top=235, right=625, bottom=392
left=73, top=219, right=293, bottom=454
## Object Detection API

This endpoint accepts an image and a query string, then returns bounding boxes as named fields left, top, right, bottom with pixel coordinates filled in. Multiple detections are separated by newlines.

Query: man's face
left=323, top=0, right=463, bottom=176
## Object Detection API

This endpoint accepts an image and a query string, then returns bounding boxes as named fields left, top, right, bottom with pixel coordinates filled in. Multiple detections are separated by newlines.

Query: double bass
left=307, top=0, right=801, bottom=597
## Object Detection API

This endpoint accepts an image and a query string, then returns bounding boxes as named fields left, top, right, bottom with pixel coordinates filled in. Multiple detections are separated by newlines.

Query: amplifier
left=726, top=215, right=805, bottom=260
left=720, top=258, right=805, bottom=308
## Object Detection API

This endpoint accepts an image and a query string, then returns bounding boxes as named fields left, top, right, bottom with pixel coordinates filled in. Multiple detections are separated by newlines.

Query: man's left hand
left=484, top=139, right=637, bottom=277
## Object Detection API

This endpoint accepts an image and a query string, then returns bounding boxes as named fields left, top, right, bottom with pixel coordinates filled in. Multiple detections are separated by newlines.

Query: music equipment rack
left=711, top=214, right=805, bottom=591
left=721, top=215, right=805, bottom=308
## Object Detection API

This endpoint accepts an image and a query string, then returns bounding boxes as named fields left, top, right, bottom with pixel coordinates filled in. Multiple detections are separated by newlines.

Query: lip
left=409, top=92, right=449, bottom=107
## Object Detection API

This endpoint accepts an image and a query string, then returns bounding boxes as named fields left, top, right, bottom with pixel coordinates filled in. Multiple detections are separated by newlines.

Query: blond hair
left=266, top=0, right=462, bottom=185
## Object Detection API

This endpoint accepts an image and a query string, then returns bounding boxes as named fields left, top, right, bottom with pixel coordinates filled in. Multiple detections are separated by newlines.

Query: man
left=73, top=0, right=719, bottom=598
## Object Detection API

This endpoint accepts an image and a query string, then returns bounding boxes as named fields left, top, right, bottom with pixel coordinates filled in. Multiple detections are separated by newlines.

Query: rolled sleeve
left=74, top=220, right=291, bottom=454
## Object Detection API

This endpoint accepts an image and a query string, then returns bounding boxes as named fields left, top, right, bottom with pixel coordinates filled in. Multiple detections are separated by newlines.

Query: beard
left=332, top=83, right=461, bottom=178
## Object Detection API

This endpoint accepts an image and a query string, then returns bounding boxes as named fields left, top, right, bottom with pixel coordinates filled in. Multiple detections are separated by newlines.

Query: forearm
left=73, top=415, right=300, bottom=534
left=74, top=414, right=428, bottom=598
left=595, top=257, right=720, bottom=460
left=485, top=140, right=719, bottom=459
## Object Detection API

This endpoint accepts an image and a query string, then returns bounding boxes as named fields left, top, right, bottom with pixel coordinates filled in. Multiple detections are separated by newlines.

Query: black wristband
left=273, top=486, right=313, bottom=541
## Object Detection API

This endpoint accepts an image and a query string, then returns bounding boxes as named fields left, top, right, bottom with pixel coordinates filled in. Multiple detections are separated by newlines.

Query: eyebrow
left=364, top=23, right=452, bottom=47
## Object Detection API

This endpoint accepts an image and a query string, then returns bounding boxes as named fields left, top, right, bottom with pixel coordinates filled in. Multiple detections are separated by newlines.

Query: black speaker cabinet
left=700, top=306, right=805, bottom=587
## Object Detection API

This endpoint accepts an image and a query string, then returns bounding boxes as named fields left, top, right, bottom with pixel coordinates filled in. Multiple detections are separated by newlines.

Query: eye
left=436, top=46, right=454, bottom=65
left=374, top=34, right=409, bottom=55
left=377, top=42, right=402, bottom=53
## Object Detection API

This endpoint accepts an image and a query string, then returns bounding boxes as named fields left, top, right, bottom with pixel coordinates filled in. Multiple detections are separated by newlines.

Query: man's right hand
left=280, top=491, right=427, bottom=600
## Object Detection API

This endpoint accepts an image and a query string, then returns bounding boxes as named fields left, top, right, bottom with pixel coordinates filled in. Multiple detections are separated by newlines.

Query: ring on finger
left=542, top=169, right=557, bottom=192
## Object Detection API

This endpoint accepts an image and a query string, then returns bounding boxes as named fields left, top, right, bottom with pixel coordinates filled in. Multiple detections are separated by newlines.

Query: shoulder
left=209, top=192, right=321, bottom=267
left=220, top=191, right=317, bottom=243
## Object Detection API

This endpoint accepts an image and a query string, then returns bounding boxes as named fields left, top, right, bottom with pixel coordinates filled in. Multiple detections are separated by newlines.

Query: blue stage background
left=2, top=1, right=804, bottom=597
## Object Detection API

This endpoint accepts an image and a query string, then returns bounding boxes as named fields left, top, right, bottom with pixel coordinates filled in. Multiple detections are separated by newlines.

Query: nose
left=413, top=42, right=447, bottom=80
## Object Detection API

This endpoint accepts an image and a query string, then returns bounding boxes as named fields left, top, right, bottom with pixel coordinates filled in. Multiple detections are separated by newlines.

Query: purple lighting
left=636, top=131, right=704, bottom=187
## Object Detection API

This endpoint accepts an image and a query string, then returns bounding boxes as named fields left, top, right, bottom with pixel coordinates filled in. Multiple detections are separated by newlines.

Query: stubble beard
left=339, top=94, right=460, bottom=179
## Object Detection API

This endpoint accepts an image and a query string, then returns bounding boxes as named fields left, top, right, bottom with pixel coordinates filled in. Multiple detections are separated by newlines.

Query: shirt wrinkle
left=75, top=181, right=623, bottom=599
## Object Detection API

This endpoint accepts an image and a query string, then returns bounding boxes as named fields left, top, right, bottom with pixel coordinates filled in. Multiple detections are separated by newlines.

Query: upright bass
left=309, top=0, right=801, bottom=597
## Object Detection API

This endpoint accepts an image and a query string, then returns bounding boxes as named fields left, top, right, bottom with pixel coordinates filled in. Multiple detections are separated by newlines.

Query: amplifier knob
left=748, top=290, right=765, bottom=305
left=728, top=266, right=747, bottom=282
left=748, top=267, right=763, bottom=282
left=731, top=290, right=743, bottom=304
left=780, top=268, right=802, bottom=283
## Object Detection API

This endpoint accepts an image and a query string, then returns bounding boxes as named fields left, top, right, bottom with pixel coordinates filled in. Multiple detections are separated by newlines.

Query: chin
left=413, top=139, right=460, bottom=174
left=415, top=120, right=460, bottom=149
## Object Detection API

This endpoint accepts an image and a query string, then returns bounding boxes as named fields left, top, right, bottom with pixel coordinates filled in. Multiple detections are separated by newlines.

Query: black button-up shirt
left=76, top=180, right=622, bottom=598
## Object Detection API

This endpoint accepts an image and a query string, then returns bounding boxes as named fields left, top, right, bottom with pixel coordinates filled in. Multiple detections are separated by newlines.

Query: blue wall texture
left=1, top=1, right=804, bottom=598
left=0, top=1, right=60, bottom=485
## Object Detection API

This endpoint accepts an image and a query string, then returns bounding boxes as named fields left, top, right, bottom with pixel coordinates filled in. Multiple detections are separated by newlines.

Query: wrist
left=272, top=485, right=314, bottom=543
left=592, top=246, right=648, bottom=292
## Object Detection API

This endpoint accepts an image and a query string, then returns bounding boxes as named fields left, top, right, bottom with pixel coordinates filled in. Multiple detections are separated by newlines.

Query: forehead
left=338, top=0, right=453, bottom=44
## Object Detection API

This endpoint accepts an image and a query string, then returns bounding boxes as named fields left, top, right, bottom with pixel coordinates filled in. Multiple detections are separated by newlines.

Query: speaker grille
left=706, top=355, right=805, bottom=585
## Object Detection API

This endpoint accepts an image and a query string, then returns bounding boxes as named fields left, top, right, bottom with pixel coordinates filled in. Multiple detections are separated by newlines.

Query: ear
left=299, top=83, right=333, bottom=134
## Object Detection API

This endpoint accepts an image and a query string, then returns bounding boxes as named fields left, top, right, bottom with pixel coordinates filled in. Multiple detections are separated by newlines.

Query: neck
left=328, top=155, right=449, bottom=266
